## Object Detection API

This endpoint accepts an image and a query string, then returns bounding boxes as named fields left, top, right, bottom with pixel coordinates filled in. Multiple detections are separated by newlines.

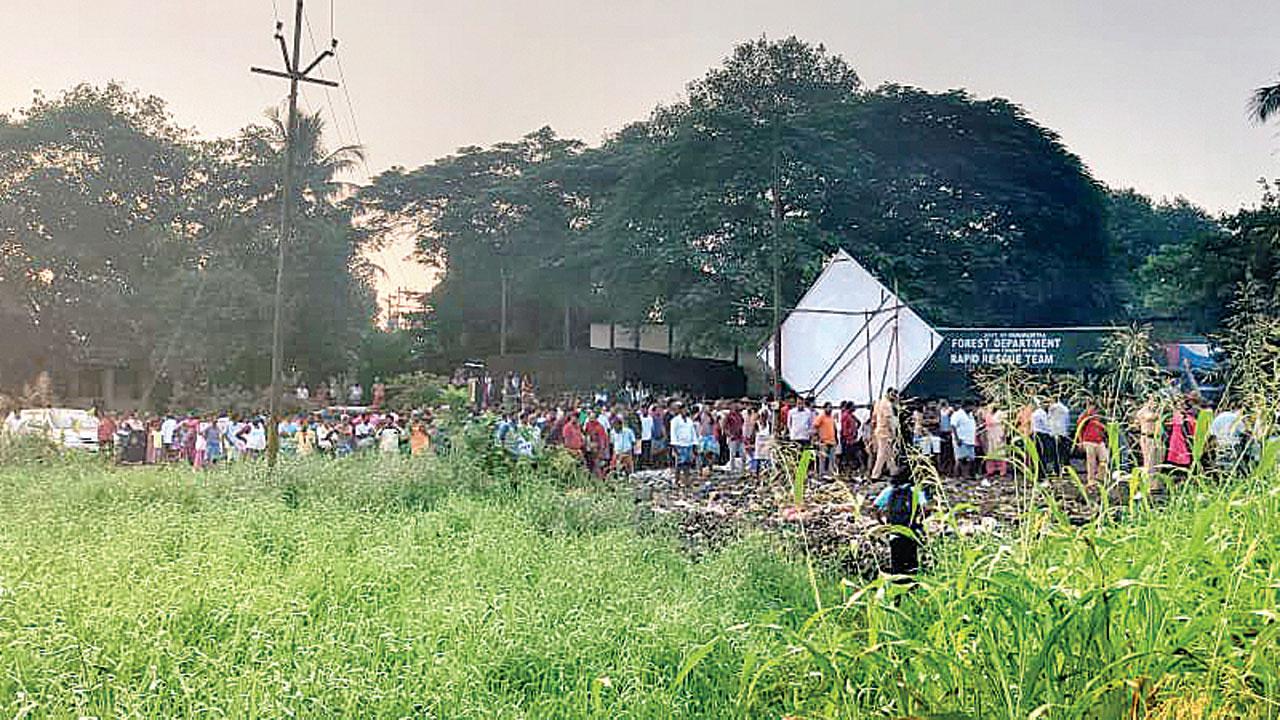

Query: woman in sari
left=1166, top=399, right=1197, bottom=470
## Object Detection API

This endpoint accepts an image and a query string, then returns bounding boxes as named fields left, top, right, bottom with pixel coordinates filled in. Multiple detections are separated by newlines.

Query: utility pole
left=499, top=265, right=509, bottom=355
left=252, top=0, right=339, bottom=467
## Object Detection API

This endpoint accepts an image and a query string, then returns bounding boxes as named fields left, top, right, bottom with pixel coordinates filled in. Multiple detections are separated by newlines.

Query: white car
left=2, top=408, right=100, bottom=450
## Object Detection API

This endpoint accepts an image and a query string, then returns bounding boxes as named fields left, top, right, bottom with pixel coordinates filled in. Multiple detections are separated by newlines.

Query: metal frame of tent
left=761, top=252, right=942, bottom=405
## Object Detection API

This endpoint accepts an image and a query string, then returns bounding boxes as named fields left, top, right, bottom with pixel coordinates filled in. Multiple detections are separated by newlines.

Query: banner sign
left=938, top=329, right=1112, bottom=370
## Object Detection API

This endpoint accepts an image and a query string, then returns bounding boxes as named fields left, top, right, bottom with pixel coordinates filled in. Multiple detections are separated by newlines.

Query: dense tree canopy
left=360, top=127, right=588, bottom=356
left=1, top=39, right=1250, bottom=406
left=364, top=37, right=1132, bottom=358
left=0, top=84, right=375, bottom=403
left=1142, top=182, right=1280, bottom=330
left=1104, top=188, right=1219, bottom=315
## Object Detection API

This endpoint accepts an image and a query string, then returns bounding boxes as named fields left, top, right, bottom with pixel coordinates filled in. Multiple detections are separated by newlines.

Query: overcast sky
left=5, top=0, right=1280, bottom=297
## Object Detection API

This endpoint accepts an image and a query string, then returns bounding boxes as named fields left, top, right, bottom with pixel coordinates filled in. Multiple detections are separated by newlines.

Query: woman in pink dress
left=1166, top=401, right=1196, bottom=469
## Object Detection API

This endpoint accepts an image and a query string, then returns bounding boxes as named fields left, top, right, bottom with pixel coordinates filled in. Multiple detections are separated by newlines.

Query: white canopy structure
left=759, top=250, right=942, bottom=405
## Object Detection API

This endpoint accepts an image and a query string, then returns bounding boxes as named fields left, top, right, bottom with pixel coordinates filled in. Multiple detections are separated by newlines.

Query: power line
left=303, top=11, right=350, bottom=149
left=306, top=1, right=370, bottom=179
left=330, top=45, right=370, bottom=178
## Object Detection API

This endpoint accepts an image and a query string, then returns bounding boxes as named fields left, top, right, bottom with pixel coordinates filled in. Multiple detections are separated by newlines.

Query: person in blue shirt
left=873, top=468, right=929, bottom=575
left=610, top=417, right=638, bottom=476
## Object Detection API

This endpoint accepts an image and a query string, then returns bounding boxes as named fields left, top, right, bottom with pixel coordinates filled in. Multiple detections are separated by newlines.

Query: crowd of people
left=95, top=409, right=444, bottom=467
left=91, top=366, right=1268, bottom=502
left=79, top=375, right=1272, bottom=580
left=487, top=384, right=1269, bottom=493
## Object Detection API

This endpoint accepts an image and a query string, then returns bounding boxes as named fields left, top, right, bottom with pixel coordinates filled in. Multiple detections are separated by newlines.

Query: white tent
left=759, top=250, right=942, bottom=405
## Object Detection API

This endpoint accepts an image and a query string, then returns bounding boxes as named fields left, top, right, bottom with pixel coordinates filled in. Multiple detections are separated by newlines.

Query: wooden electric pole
left=252, top=0, right=339, bottom=467
left=499, top=265, right=509, bottom=356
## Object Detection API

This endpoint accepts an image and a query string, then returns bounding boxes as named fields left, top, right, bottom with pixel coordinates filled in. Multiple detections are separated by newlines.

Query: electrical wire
left=306, top=2, right=371, bottom=181
left=300, top=16, right=347, bottom=151
left=326, top=0, right=371, bottom=180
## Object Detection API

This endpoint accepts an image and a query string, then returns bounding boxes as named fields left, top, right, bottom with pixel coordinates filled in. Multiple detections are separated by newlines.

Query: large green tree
left=1104, top=188, right=1219, bottom=315
left=365, top=38, right=1125, bottom=358
left=0, top=84, right=375, bottom=404
left=1141, top=182, right=1280, bottom=330
left=0, top=84, right=205, bottom=386
left=361, top=128, right=587, bottom=357
left=158, top=109, right=377, bottom=389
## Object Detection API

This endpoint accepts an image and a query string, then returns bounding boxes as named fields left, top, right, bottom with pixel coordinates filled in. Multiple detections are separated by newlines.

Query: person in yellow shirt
left=410, top=421, right=432, bottom=456
left=297, top=424, right=315, bottom=457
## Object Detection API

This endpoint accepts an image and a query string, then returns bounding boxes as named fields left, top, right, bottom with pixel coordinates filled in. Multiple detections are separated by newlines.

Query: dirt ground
left=630, top=463, right=1140, bottom=576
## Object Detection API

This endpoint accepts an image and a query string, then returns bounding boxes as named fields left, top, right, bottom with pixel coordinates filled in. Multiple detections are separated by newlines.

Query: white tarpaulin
left=759, top=250, right=942, bottom=405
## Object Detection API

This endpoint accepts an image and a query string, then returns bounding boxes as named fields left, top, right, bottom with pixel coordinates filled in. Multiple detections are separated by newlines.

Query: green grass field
left=0, top=442, right=1277, bottom=718
left=0, top=447, right=815, bottom=718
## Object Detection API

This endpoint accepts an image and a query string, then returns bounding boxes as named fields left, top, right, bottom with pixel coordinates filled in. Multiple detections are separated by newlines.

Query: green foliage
left=0, top=452, right=813, bottom=718
left=1104, top=188, right=1219, bottom=314
left=382, top=371, right=455, bottom=411
left=1087, top=325, right=1171, bottom=423
left=0, top=84, right=375, bottom=403
left=360, top=127, right=588, bottom=358
left=1219, top=284, right=1280, bottom=438
left=680, top=465, right=1280, bottom=719
left=363, top=37, right=1124, bottom=357
left=355, top=329, right=436, bottom=389
left=1142, top=181, right=1280, bottom=330
left=2, top=417, right=1279, bottom=717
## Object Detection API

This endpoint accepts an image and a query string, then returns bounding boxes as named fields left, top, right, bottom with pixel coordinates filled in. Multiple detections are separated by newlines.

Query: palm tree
left=266, top=108, right=365, bottom=204
left=1249, top=79, right=1280, bottom=123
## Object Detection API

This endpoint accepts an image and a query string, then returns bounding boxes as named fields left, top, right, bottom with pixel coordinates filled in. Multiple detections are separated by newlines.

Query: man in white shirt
left=787, top=397, right=815, bottom=446
left=639, top=409, right=655, bottom=469
left=1048, top=398, right=1071, bottom=475
left=949, top=404, right=977, bottom=479
left=669, top=404, right=698, bottom=484
left=1210, top=407, right=1243, bottom=469
left=1031, top=400, right=1057, bottom=476
left=160, top=415, right=178, bottom=457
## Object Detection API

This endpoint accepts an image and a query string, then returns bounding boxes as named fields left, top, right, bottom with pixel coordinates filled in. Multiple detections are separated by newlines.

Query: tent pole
left=894, top=278, right=901, bottom=391
left=864, top=309, right=874, bottom=406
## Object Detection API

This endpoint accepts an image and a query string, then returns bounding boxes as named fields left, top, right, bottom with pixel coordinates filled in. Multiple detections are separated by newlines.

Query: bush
left=383, top=371, right=465, bottom=412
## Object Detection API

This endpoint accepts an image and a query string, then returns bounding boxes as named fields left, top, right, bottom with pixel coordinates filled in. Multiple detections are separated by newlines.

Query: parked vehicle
left=2, top=408, right=100, bottom=450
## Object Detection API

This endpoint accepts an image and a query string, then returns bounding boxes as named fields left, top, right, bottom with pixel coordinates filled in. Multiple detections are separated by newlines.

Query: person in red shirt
left=1075, top=402, right=1108, bottom=491
left=839, top=402, right=861, bottom=474
left=724, top=401, right=745, bottom=474
left=583, top=415, right=611, bottom=478
left=562, top=411, right=585, bottom=466
left=97, top=412, right=117, bottom=458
